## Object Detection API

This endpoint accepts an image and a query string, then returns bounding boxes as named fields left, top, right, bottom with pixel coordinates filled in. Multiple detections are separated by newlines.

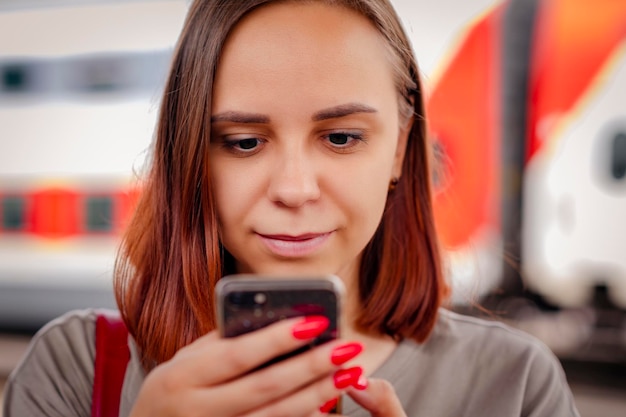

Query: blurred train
left=0, top=0, right=188, bottom=330
left=520, top=0, right=626, bottom=310
left=427, top=0, right=626, bottom=361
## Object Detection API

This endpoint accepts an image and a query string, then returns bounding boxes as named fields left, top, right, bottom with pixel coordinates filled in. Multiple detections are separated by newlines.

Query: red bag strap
left=91, top=313, right=130, bottom=417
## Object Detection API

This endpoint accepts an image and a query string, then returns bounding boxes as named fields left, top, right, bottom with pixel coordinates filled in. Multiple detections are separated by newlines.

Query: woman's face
left=210, top=1, right=409, bottom=283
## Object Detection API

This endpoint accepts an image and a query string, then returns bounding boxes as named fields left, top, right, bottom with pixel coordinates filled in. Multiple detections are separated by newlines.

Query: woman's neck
left=340, top=285, right=398, bottom=376
left=333, top=263, right=398, bottom=375
left=340, top=324, right=398, bottom=376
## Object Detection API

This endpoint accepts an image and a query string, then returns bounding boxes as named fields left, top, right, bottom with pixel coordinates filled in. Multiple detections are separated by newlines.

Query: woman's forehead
left=212, top=1, right=397, bottom=115
left=221, top=2, right=389, bottom=69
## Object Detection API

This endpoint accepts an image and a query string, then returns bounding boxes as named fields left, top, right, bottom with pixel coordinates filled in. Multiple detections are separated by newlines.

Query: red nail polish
left=319, top=397, right=338, bottom=414
left=291, top=316, right=329, bottom=340
left=354, top=375, right=368, bottom=390
left=333, top=366, right=363, bottom=389
left=331, top=342, right=363, bottom=365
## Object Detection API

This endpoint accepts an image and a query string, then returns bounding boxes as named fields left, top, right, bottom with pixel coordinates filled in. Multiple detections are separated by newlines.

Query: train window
left=74, top=57, right=126, bottom=93
left=1, top=64, right=29, bottom=93
left=1, top=195, right=26, bottom=230
left=85, top=196, right=113, bottom=232
left=612, top=131, right=626, bottom=181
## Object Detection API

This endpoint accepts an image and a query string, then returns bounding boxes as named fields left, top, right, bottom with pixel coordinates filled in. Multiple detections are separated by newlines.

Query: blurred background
left=0, top=0, right=625, bottom=415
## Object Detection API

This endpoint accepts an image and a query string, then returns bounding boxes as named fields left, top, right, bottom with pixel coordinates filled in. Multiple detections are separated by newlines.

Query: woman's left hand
left=336, top=378, right=407, bottom=417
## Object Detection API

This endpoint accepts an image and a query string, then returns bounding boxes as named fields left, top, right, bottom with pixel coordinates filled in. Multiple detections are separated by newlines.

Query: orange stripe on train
left=527, top=0, right=626, bottom=160
left=428, top=4, right=504, bottom=249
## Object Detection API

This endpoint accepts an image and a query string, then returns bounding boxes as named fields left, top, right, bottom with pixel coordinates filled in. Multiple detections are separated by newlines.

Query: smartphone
left=216, top=273, right=343, bottom=340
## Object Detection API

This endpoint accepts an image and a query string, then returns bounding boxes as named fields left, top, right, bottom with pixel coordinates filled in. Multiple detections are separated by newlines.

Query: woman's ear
left=392, top=116, right=412, bottom=179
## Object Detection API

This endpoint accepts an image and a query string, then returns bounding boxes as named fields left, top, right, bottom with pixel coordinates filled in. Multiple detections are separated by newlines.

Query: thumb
left=346, top=378, right=406, bottom=417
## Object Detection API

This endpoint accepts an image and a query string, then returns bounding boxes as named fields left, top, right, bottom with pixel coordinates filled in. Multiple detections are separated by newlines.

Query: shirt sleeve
left=2, top=309, right=99, bottom=417
left=521, top=341, right=581, bottom=417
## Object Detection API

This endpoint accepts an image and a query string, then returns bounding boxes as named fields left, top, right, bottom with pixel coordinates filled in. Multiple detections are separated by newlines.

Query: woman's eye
left=222, top=137, right=264, bottom=154
left=326, top=132, right=363, bottom=148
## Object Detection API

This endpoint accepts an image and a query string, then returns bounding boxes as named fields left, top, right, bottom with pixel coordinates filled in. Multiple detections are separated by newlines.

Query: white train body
left=0, top=0, right=187, bottom=327
left=522, top=47, right=626, bottom=309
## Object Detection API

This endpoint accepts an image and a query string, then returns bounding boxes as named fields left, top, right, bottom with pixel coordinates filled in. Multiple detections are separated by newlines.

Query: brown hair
left=114, top=0, right=447, bottom=367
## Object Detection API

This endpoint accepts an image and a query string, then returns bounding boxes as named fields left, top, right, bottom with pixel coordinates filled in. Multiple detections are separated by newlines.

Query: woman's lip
left=257, top=232, right=332, bottom=257
left=261, top=233, right=326, bottom=241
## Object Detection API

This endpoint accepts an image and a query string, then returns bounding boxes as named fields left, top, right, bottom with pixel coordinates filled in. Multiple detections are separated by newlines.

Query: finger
left=346, top=378, right=406, bottom=417
left=236, top=366, right=361, bottom=417
left=208, top=340, right=362, bottom=415
left=176, top=316, right=330, bottom=386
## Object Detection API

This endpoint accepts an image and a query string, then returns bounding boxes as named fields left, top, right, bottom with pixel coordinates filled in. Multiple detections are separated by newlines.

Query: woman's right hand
left=129, top=316, right=364, bottom=417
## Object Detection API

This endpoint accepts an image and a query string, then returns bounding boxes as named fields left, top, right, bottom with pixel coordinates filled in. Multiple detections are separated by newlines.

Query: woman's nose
left=266, top=151, right=321, bottom=207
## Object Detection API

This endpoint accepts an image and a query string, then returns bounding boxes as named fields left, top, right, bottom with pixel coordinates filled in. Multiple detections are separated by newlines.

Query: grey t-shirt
left=3, top=308, right=580, bottom=417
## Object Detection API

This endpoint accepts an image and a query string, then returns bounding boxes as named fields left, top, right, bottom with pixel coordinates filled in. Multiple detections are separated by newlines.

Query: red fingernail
left=334, top=366, right=363, bottom=389
left=331, top=342, right=363, bottom=365
left=319, top=397, right=338, bottom=414
left=354, top=375, right=368, bottom=390
left=291, top=316, right=329, bottom=340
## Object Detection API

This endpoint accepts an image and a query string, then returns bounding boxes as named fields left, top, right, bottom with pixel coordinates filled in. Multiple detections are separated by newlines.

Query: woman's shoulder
left=433, top=308, right=549, bottom=350
left=380, top=308, right=566, bottom=382
left=18, top=308, right=112, bottom=359
left=373, top=309, right=580, bottom=417
left=3, top=308, right=117, bottom=417
left=14, top=307, right=106, bottom=367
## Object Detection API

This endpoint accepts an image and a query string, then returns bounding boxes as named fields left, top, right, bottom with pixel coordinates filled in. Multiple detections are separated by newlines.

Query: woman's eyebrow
left=210, top=103, right=377, bottom=124
left=211, top=111, right=270, bottom=124
left=312, top=103, right=377, bottom=121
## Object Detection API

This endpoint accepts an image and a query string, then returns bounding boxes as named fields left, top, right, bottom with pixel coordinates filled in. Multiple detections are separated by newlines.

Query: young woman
left=4, top=1, right=580, bottom=416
